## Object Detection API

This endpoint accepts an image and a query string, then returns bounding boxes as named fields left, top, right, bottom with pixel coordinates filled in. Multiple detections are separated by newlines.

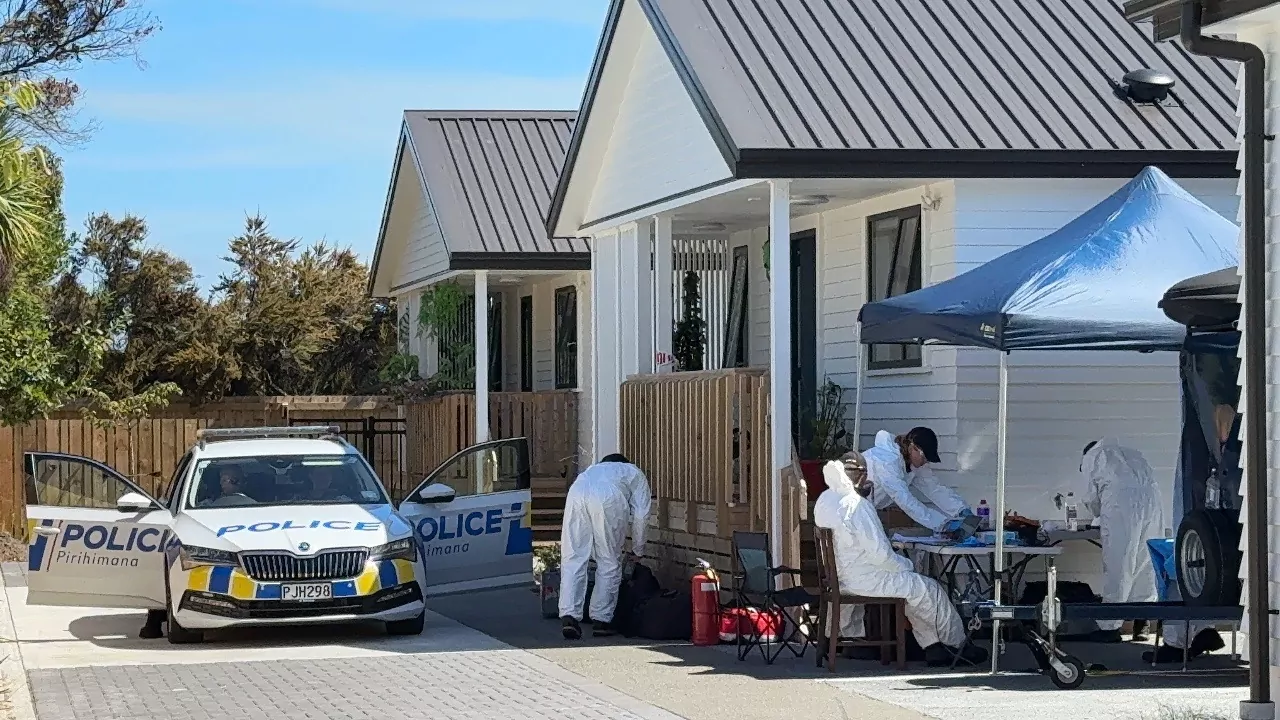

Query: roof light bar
left=195, top=426, right=345, bottom=448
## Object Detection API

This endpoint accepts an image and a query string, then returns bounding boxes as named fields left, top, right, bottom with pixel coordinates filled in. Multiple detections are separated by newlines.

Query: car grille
left=238, top=549, right=368, bottom=582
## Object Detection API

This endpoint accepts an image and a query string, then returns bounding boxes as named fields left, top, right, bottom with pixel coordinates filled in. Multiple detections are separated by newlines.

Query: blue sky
left=59, top=0, right=608, bottom=288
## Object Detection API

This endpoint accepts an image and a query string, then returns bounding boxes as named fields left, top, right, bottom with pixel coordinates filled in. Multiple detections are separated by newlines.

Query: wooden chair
left=814, top=527, right=907, bottom=671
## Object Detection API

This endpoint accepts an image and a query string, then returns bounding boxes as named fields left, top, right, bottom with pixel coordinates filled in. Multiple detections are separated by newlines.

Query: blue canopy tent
left=851, top=167, right=1238, bottom=670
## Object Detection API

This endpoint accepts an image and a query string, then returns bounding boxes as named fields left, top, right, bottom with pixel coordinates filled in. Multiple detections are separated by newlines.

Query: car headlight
left=179, top=545, right=238, bottom=571
left=369, top=538, right=417, bottom=562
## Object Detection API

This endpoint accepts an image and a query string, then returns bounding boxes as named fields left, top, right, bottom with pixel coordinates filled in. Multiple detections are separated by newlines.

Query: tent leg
left=853, top=323, right=866, bottom=449
left=991, top=350, right=1010, bottom=675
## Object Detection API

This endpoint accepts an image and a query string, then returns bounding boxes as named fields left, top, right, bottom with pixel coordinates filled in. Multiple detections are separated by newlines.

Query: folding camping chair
left=731, top=530, right=818, bottom=664
left=813, top=527, right=907, bottom=671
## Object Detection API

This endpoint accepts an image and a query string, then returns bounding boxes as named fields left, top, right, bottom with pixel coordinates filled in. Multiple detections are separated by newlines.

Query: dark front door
left=488, top=294, right=503, bottom=392
left=519, top=295, right=533, bottom=392
left=790, top=230, right=818, bottom=450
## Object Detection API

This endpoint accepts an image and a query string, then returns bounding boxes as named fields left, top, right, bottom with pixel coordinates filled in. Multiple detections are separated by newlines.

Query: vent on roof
left=1120, top=69, right=1176, bottom=103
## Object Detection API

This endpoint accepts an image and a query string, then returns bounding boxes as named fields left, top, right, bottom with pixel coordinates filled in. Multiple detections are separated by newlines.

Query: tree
left=673, top=270, right=706, bottom=372
left=0, top=0, right=159, bottom=140
left=0, top=80, right=49, bottom=286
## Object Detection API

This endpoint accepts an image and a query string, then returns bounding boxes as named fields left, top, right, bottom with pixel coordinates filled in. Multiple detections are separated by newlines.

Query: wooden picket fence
left=619, top=369, right=805, bottom=587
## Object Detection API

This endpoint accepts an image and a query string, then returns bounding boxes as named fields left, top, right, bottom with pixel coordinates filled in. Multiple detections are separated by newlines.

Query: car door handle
left=33, top=527, right=59, bottom=536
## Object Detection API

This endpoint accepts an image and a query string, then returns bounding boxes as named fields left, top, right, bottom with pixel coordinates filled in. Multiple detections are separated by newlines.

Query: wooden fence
left=620, top=369, right=806, bottom=587
left=403, top=391, right=580, bottom=541
left=0, top=396, right=402, bottom=539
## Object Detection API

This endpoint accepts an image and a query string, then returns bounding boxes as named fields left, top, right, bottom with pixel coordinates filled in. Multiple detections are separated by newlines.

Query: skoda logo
left=298, top=542, right=310, bottom=552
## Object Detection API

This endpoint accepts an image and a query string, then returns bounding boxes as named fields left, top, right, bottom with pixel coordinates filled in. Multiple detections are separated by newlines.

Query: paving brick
left=28, top=651, right=678, bottom=720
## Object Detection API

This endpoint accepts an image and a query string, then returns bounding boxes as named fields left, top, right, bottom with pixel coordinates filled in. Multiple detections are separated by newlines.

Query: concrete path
left=0, top=564, right=683, bottom=720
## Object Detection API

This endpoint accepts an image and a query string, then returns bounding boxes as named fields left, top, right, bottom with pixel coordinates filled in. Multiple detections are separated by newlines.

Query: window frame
left=554, top=285, right=578, bottom=390
left=866, top=206, right=925, bottom=371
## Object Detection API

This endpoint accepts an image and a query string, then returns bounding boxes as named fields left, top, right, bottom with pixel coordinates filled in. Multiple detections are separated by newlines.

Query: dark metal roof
left=1126, top=0, right=1279, bottom=41
left=404, top=110, right=588, bottom=255
left=548, top=0, right=1240, bottom=236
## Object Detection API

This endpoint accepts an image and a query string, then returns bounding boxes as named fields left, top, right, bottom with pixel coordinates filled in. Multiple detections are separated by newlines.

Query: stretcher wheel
left=1049, top=655, right=1085, bottom=690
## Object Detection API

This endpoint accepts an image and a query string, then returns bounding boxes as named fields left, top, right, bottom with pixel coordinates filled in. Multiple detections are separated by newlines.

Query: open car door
left=24, top=453, right=174, bottom=609
left=398, top=438, right=533, bottom=596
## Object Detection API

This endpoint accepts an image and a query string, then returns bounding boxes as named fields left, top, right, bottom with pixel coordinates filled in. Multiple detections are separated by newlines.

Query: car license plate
left=281, top=583, right=332, bottom=601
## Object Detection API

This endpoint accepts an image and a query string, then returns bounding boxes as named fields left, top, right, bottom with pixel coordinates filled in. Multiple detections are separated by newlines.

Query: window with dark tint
left=867, top=207, right=923, bottom=370
left=554, top=286, right=578, bottom=389
left=520, top=295, right=533, bottom=392
left=26, top=455, right=139, bottom=509
left=426, top=441, right=530, bottom=497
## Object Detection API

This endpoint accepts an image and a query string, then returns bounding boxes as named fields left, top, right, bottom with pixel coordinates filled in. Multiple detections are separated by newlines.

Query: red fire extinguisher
left=691, top=558, right=721, bottom=646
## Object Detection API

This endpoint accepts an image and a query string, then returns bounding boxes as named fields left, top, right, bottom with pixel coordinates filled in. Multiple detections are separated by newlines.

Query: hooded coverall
left=864, top=430, right=969, bottom=532
left=557, top=461, right=652, bottom=623
left=813, top=461, right=966, bottom=648
left=1082, top=438, right=1164, bottom=633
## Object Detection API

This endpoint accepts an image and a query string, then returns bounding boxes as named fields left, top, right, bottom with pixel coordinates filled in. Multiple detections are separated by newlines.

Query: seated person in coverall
left=863, top=427, right=971, bottom=532
left=813, top=451, right=988, bottom=667
left=558, top=453, right=652, bottom=640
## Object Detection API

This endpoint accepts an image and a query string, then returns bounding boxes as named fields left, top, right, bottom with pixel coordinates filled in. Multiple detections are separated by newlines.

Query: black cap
left=906, top=427, right=940, bottom=464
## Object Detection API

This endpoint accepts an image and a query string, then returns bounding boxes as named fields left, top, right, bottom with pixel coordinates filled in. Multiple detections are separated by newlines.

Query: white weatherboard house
left=548, top=0, right=1241, bottom=574
left=1128, top=0, right=1280, bottom=696
left=368, top=110, right=591, bottom=451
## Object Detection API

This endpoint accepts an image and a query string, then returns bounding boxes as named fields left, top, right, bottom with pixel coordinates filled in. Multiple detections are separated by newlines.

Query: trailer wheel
left=1049, top=655, right=1085, bottom=690
left=1177, top=510, right=1241, bottom=606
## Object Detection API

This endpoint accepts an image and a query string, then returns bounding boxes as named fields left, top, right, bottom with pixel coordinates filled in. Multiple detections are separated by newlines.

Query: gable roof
left=548, top=0, right=1240, bottom=235
left=1126, top=0, right=1280, bottom=40
left=369, top=110, right=588, bottom=295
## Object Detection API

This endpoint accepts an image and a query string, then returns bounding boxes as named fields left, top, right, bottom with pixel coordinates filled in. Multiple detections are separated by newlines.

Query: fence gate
left=291, top=417, right=406, bottom=497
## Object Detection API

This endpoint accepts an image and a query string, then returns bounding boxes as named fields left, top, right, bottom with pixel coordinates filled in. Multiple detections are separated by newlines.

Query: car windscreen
left=186, top=454, right=388, bottom=509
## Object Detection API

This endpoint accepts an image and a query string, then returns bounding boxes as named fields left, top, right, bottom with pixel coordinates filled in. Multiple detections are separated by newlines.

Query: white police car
left=23, top=426, right=534, bottom=643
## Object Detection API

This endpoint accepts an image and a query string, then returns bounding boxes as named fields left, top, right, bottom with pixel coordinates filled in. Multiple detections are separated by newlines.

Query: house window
left=867, top=206, right=923, bottom=370
left=520, top=295, right=533, bottom=392
left=554, top=286, right=578, bottom=389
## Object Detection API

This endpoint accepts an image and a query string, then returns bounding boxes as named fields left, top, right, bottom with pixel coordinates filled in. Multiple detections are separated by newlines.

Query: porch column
left=618, top=222, right=643, bottom=379
left=592, top=229, right=622, bottom=456
left=653, top=215, right=674, bottom=373
left=768, top=179, right=792, bottom=562
left=474, top=270, right=490, bottom=444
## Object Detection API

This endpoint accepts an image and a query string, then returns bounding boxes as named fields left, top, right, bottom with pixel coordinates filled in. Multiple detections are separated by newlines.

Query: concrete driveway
left=0, top=564, right=682, bottom=720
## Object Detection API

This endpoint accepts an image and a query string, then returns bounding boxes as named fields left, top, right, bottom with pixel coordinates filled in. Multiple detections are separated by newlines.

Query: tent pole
left=991, top=350, right=1010, bottom=675
left=853, top=322, right=866, bottom=450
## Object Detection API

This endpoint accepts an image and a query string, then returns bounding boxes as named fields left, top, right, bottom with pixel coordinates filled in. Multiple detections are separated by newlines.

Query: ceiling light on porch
left=791, top=194, right=830, bottom=207
left=692, top=222, right=728, bottom=232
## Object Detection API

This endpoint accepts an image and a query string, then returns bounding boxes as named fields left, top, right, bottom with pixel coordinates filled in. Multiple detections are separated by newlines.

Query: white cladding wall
left=580, top=3, right=731, bottom=227
left=729, top=177, right=1238, bottom=583
left=506, top=273, right=590, bottom=392
left=386, top=146, right=450, bottom=291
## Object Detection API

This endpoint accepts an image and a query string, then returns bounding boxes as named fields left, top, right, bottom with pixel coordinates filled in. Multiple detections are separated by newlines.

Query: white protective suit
left=557, top=461, right=652, bottom=623
left=864, top=430, right=969, bottom=532
left=1082, top=438, right=1164, bottom=633
left=813, top=461, right=966, bottom=648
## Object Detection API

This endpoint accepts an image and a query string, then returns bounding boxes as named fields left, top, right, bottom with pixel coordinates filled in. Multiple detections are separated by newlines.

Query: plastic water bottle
left=976, top=499, right=990, bottom=531
left=1065, top=492, right=1079, bottom=531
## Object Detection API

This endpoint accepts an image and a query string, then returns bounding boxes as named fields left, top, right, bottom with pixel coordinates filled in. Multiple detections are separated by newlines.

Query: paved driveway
left=0, top=564, right=682, bottom=720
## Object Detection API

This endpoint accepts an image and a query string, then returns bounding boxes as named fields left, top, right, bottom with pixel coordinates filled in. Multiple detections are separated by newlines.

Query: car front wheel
left=164, top=575, right=204, bottom=644
left=386, top=612, right=425, bottom=636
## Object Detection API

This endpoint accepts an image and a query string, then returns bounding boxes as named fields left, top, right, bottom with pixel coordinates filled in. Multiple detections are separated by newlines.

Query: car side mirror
left=415, top=483, right=456, bottom=504
left=117, top=492, right=158, bottom=513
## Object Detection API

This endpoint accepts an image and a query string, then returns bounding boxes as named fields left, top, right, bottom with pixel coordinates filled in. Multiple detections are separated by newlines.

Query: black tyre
left=1050, top=655, right=1086, bottom=690
left=1176, top=509, right=1241, bottom=607
left=386, top=612, right=425, bottom=636
left=164, top=573, right=203, bottom=644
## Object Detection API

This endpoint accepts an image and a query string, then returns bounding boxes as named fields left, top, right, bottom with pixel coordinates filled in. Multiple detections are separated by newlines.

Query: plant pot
left=799, top=460, right=827, bottom=502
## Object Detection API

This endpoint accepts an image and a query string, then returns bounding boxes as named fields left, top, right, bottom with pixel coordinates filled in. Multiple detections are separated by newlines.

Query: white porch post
left=653, top=215, right=674, bottom=373
left=474, top=270, right=490, bottom=444
left=618, top=222, right=642, bottom=379
left=592, top=229, right=622, bottom=456
left=768, top=179, right=792, bottom=562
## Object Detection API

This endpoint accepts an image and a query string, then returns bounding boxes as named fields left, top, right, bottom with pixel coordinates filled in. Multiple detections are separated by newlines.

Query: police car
left=23, top=426, right=534, bottom=643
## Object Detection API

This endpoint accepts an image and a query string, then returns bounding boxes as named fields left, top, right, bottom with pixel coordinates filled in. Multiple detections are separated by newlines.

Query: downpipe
left=1180, top=3, right=1273, bottom=718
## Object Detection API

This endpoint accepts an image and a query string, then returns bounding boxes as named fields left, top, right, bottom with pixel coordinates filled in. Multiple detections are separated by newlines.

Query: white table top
left=892, top=540, right=1064, bottom=556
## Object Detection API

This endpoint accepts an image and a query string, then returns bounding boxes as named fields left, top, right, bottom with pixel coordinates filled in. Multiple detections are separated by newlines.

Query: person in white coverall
left=813, top=451, right=988, bottom=667
left=1079, top=438, right=1164, bottom=643
left=863, top=427, right=971, bottom=532
left=558, top=453, right=652, bottom=640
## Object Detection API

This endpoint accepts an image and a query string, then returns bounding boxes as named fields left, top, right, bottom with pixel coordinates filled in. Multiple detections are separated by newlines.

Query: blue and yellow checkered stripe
left=185, top=560, right=417, bottom=600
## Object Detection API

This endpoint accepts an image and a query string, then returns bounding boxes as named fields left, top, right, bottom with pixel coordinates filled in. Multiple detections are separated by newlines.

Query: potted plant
left=797, top=379, right=853, bottom=501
